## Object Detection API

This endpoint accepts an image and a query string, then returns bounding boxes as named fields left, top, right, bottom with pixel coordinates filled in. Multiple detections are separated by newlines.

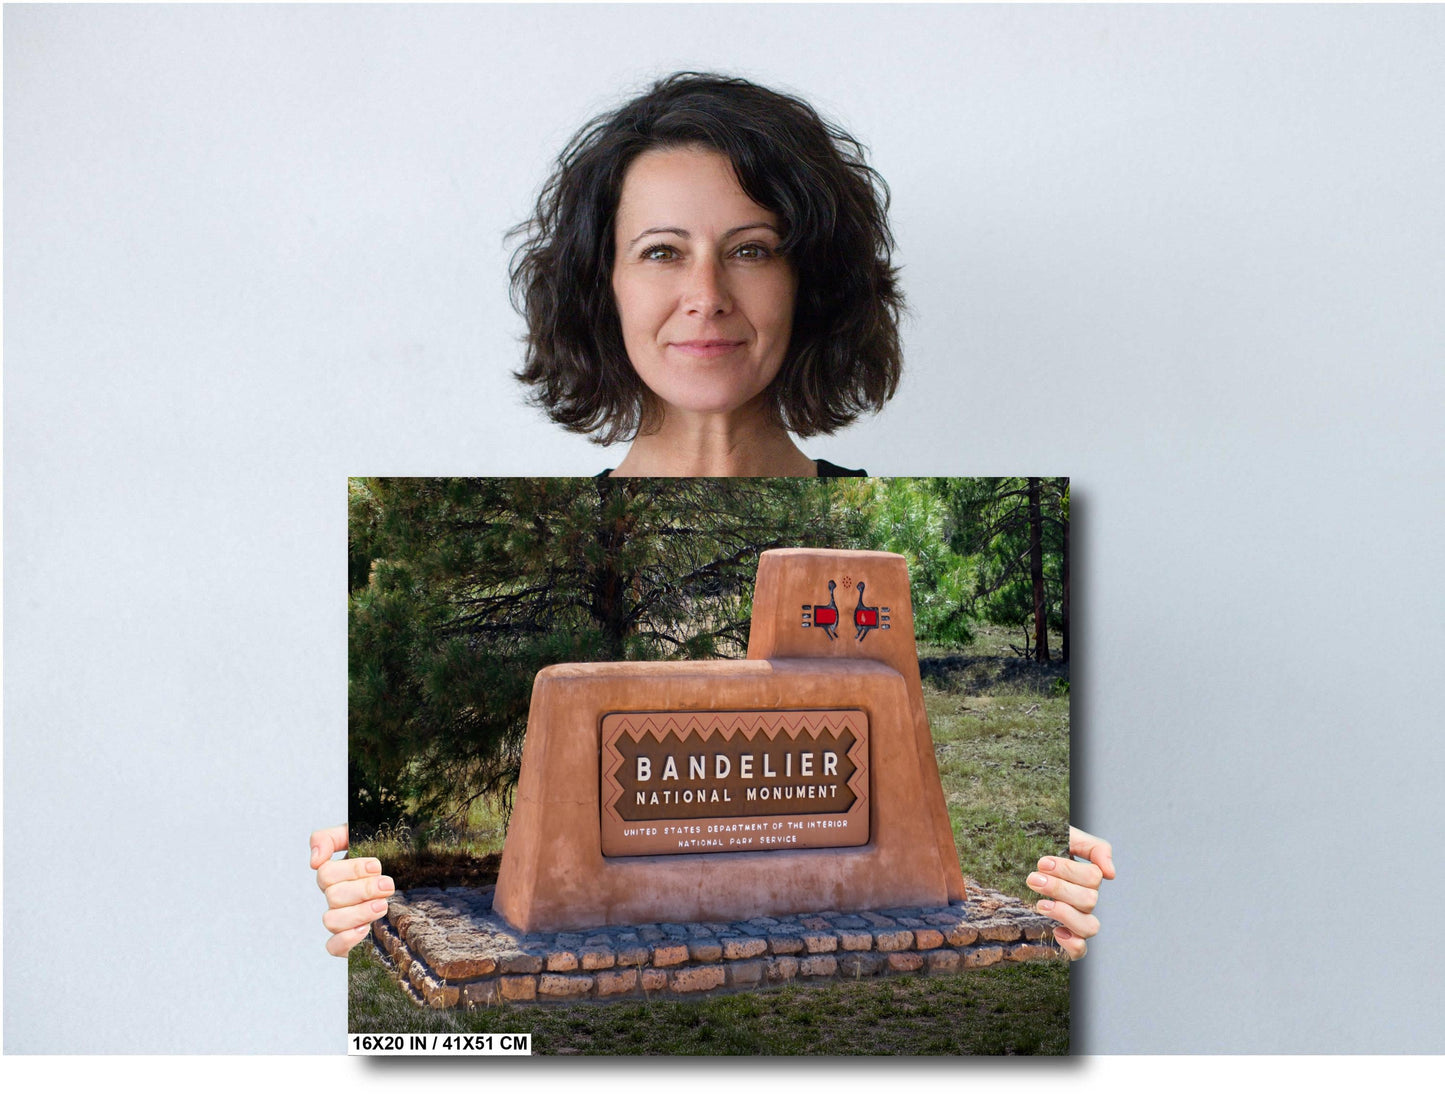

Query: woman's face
left=611, top=146, right=797, bottom=421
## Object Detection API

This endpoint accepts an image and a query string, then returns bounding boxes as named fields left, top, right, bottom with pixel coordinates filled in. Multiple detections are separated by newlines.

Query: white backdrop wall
left=6, top=4, right=1444, bottom=1053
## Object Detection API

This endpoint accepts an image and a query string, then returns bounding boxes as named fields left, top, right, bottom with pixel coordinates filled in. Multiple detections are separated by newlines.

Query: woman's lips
left=669, top=340, right=745, bottom=357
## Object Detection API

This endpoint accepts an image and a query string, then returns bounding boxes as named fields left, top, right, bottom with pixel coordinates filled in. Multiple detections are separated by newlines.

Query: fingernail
left=365, top=859, right=381, bottom=874
left=1037, top=899, right=1055, bottom=912
left=311, top=847, right=320, bottom=863
left=1054, top=927, right=1073, bottom=941
left=1038, top=857, right=1056, bottom=871
left=1027, top=873, right=1048, bottom=890
left=379, top=876, right=394, bottom=892
left=371, top=900, right=388, bottom=914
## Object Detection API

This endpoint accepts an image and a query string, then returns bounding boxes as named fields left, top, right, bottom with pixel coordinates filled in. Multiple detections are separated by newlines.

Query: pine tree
left=348, top=477, right=869, bottom=831
left=850, top=478, right=975, bottom=647
left=942, top=477, right=1070, bottom=662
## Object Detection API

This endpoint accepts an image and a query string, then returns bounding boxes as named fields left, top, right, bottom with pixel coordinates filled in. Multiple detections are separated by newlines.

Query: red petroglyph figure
left=852, top=582, right=890, bottom=642
left=801, top=579, right=840, bottom=640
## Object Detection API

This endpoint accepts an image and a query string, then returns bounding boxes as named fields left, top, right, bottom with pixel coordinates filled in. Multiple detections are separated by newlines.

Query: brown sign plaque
left=600, top=710, right=870, bottom=857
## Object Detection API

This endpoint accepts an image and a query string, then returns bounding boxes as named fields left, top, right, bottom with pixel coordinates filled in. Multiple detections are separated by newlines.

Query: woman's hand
left=310, top=825, right=394, bottom=957
left=1029, top=826, right=1115, bottom=960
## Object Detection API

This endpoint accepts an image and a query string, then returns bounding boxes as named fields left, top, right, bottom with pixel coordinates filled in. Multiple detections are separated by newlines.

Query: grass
left=919, top=625, right=1070, bottom=903
left=350, top=623, right=1071, bottom=1053
left=350, top=939, right=1069, bottom=1055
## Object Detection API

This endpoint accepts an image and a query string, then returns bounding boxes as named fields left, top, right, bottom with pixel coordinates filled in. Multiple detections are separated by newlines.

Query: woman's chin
left=646, top=379, right=776, bottom=426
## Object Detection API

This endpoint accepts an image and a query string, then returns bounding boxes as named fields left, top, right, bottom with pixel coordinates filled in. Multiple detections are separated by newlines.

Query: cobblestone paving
left=370, top=879, right=1066, bottom=1007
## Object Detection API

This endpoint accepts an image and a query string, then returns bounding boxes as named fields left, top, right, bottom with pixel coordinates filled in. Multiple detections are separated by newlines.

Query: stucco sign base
left=495, top=660, right=951, bottom=931
left=494, top=548, right=969, bottom=933
left=371, top=881, right=1065, bottom=1009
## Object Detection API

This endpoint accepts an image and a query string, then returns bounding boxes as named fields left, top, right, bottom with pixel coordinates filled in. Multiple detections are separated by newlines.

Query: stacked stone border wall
left=369, top=880, right=1066, bottom=1008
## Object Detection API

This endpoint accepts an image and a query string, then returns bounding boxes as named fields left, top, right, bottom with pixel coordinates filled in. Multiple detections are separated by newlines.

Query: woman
left=313, top=72, right=1114, bottom=959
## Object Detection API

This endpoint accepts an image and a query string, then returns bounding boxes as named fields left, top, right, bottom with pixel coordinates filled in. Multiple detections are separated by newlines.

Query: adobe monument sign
left=372, top=548, right=1062, bottom=1007
left=493, top=548, right=966, bottom=929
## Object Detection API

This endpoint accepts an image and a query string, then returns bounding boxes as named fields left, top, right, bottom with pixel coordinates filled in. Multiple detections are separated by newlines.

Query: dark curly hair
left=509, top=72, right=904, bottom=445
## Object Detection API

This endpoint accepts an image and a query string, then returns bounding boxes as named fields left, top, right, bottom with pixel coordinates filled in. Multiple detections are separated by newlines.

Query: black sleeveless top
left=597, top=459, right=866, bottom=478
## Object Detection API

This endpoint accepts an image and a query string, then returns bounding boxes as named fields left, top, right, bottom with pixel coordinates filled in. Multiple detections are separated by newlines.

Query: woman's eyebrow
left=725, top=223, right=781, bottom=239
left=628, top=226, right=689, bottom=248
left=626, top=222, right=780, bottom=249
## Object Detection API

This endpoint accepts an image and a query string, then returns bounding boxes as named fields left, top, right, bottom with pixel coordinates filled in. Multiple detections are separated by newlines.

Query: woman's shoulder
left=598, top=461, right=866, bottom=478
left=813, top=458, right=867, bottom=477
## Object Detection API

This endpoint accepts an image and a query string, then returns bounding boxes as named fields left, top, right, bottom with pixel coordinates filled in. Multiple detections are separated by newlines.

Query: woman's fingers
left=1038, top=854, right=1103, bottom=889
left=323, top=897, right=391, bottom=935
left=326, top=924, right=374, bottom=958
left=1027, top=865, right=1099, bottom=914
left=316, top=855, right=382, bottom=891
left=1050, top=923, right=1088, bottom=961
left=1068, top=826, right=1115, bottom=879
left=1036, top=897, right=1100, bottom=939
left=312, top=825, right=387, bottom=957
left=324, top=874, right=395, bottom=909
left=1035, top=896, right=1100, bottom=956
left=310, top=825, right=350, bottom=870
left=1032, top=828, right=1113, bottom=960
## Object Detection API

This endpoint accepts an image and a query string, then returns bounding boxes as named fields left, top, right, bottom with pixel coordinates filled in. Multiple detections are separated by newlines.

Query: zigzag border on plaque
left=598, top=709, right=871, bottom=856
left=603, top=708, right=863, bottom=747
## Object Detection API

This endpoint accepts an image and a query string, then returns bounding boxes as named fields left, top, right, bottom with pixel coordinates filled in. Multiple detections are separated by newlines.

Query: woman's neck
left=611, top=403, right=816, bottom=478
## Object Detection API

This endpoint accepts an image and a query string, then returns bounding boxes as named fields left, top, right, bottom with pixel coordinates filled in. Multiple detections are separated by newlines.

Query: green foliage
left=348, top=477, right=871, bottom=832
left=849, top=478, right=975, bottom=646
left=940, top=478, right=1069, bottom=656
left=348, top=476, right=1070, bottom=830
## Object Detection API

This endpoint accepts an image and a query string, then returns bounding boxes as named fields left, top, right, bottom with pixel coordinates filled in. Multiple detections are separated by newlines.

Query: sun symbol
left=841, top=575, right=853, bottom=589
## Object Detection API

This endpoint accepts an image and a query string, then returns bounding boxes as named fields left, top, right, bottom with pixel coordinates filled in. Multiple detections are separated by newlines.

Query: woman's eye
left=734, top=243, right=773, bottom=260
left=642, top=245, right=678, bottom=262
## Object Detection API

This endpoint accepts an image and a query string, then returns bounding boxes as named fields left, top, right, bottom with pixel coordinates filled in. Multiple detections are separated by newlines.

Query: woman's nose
left=682, top=258, right=732, bottom=317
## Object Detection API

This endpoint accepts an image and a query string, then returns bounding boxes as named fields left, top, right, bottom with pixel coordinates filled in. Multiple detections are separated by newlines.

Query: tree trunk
left=1029, top=477, right=1049, bottom=662
left=592, top=479, right=636, bottom=658
left=1061, top=486, right=1070, bottom=664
